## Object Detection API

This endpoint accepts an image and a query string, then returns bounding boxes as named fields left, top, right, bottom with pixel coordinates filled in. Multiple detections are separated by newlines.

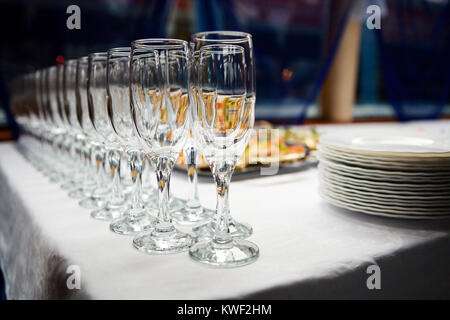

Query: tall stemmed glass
left=189, top=44, right=259, bottom=267
left=54, top=63, right=73, bottom=184
left=74, top=57, right=101, bottom=202
left=79, top=55, right=111, bottom=210
left=170, top=49, right=215, bottom=225
left=39, top=68, right=59, bottom=174
left=65, top=58, right=96, bottom=199
left=46, top=66, right=68, bottom=183
left=191, top=31, right=255, bottom=239
left=131, top=39, right=194, bottom=254
left=24, top=73, right=43, bottom=166
left=87, top=52, right=127, bottom=221
left=60, top=60, right=84, bottom=191
left=34, top=69, right=53, bottom=173
left=58, top=61, right=74, bottom=189
left=31, top=72, right=46, bottom=163
left=107, top=47, right=157, bottom=235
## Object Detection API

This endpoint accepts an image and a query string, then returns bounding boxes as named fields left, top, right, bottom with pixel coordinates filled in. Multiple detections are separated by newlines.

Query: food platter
left=175, top=125, right=319, bottom=180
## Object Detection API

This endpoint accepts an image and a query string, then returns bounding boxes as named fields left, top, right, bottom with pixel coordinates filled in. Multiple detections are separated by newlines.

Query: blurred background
left=0, top=0, right=449, bottom=141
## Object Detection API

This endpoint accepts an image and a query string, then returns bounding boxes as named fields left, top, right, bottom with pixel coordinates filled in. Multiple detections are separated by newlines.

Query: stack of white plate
left=318, top=128, right=450, bottom=219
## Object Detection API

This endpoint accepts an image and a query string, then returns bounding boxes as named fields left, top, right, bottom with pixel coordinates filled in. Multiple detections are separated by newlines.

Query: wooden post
left=320, top=14, right=362, bottom=122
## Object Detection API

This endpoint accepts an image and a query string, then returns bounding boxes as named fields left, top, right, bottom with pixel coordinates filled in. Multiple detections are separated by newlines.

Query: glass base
left=189, top=239, right=259, bottom=268
left=68, top=186, right=94, bottom=199
left=193, top=218, right=253, bottom=240
left=61, top=179, right=77, bottom=190
left=90, top=199, right=127, bottom=221
left=171, top=206, right=215, bottom=225
left=133, top=224, right=194, bottom=254
left=141, top=188, right=157, bottom=203
left=49, top=172, right=63, bottom=184
left=79, top=197, right=104, bottom=210
left=146, top=196, right=188, bottom=213
left=78, top=187, right=109, bottom=209
left=109, top=208, right=157, bottom=235
left=170, top=197, right=186, bottom=212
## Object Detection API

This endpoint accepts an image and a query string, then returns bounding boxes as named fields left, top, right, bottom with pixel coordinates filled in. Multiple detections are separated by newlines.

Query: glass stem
left=213, top=167, right=233, bottom=244
left=91, top=144, right=106, bottom=188
left=185, top=144, right=201, bottom=210
left=81, top=140, right=92, bottom=190
left=74, top=136, right=84, bottom=175
left=54, top=133, right=65, bottom=174
left=155, top=157, right=174, bottom=232
left=128, top=150, right=144, bottom=216
left=59, top=133, right=73, bottom=180
left=69, top=135, right=81, bottom=179
left=107, top=146, right=123, bottom=202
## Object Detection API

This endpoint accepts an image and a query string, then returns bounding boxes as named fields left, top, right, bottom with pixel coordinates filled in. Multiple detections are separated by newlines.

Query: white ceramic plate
left=319, top=143, right=450, bottom=162
left=319, top=168, right=450, bottom=192
left=320, top=186, right=450, bottom=213
left=319, top=128, right=450, bottom=157
left=319, top=163, right=450, bottom=184
left=319, top=157, right=450, bottom=181
left=319, top=145, right=450, bottom=166
left=320, top=189, right=450, bottom=219
left=320, top=179, right=450, bottom=206
left=318, top=149, right=450, bottom=171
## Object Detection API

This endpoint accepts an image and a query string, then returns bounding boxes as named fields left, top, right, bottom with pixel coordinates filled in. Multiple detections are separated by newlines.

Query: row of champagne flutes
left=10, top=32, right=259, bottom=267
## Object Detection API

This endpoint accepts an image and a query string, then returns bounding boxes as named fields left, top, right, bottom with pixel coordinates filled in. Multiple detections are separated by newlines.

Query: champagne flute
left=87, top=52, right=128, bottom=221
left=131, top=39, right=194, bottom=254
left=66, top=58, right=97, bottom=199
left=189, top=44, right=259, bottom=267
left=191, top=31, right=255, bottom=239
left=170, top=49, right=215, bottom=225
left=46, top=66, right=69, bottom=183
left=59, top=60, right=82, bottom=191
left=107, top=47, right=157, bottom=235
left=78, top=54, right=111, bottom=210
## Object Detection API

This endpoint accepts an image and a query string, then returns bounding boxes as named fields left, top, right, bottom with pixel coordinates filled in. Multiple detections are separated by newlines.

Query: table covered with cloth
left=0, top=120, right=449, bottom=299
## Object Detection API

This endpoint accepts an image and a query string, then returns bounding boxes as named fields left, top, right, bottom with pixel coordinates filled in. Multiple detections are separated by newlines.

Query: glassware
left=56, top=59, right=81, bottom=190
left=106, top=47, right=157, bottom=235
left=34, top=69, right=54, bottom=173
left=191, top=31, right=256, bottom=240
left=189, top=44, right=259, bottom=267
left=60, top=60, right=84, bottom=192
left=170, top=49, right=215, bottom=225
left=131, top=39, right=194, bottom=253
left=87, top=52, right=127, bottom=221
left=78, top=54, right=111, bottom=210
left=46, top=66, right=68, bottom=183
left=63, top=57, right=96, bottom=199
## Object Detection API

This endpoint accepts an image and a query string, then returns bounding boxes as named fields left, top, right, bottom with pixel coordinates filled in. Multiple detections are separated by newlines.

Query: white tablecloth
left=1, top=121, right=450, bottom=299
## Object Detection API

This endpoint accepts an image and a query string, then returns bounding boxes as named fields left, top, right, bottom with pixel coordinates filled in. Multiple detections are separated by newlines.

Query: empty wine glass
left=170, top=49, right=215, bottom=225
left=73, top=57, right=102, bottom=202
left=106, top=47, right=157, bottom=235
left=191, top=31, right=255, bottom=240
left=46, top=65, right=69, bottom=183
left=29, top=71, right=46, bottom=169
left=66, top=58, right=96, bottom=199
left=189, top=44, right=259, bottom=267
left=87, top=52, right=128, bottom=221
left=131, top=39, right=194, bottom=254
left=62, top=61, right=89, bottom=191
left=34, top=69, right=53, bottom=173
left=61, top=60, right=85, bottom=192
